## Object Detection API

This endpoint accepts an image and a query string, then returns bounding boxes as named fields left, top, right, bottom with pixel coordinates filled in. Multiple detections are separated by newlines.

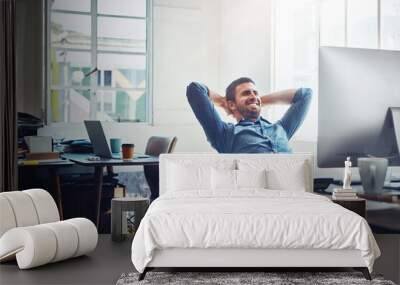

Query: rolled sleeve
left=278, top=88, right=312, bottom=140
left=186, top=82, right=228, bottom=152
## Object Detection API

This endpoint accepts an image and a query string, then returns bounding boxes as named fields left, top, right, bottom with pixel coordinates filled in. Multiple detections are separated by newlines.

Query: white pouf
left=0, top=189, right=98, bottom=269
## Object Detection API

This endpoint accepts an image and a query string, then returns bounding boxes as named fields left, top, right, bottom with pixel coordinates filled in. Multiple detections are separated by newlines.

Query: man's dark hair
left=225, top=77, right=255, bottom=102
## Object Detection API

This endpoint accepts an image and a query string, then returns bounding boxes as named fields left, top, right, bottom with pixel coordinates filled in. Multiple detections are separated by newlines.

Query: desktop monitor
left=318, top=47, right=400, bottom=167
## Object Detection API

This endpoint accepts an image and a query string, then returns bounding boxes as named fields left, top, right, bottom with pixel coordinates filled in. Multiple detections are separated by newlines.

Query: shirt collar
left=237, top=116, right=270, bottom=125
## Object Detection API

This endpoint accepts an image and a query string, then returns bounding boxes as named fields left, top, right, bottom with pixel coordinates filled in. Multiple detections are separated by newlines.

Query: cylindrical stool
left=111, top=197, right=149, bottom=242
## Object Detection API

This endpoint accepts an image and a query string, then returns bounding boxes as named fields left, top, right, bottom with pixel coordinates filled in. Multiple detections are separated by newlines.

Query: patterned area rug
left=116, top=271, right=396, bottom=285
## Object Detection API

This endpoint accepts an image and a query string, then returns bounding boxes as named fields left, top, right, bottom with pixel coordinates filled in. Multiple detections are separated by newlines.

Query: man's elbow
left=293, top=88, right=312, bottom=103
left=186, top=82, right=207, bottom=99
left=303, top=88, right=313, bottom=99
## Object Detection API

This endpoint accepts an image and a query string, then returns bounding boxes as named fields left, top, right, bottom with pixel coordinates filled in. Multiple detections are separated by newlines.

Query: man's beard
left=236, top=98, right=261, bottom=120
left=237, top=105, right=260, bottom=120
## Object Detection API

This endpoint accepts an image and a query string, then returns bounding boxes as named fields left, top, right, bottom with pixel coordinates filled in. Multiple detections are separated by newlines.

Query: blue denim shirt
left=186, top=82, right=312, bottom=153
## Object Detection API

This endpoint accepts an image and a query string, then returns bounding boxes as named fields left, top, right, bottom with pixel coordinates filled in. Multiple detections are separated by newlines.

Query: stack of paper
left=332, top=188, right=358, bottom=200
left=24, top=136, right=53, bottom=153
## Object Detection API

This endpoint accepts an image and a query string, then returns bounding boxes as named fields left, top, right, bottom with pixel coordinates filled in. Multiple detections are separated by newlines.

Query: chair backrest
left=167, top=137, right=178, bottom=153
left=145, top=136, right=178, bottom=157
left=0, top=189, right=60, bottom=237
left=144, top=136, right=177, bottom=202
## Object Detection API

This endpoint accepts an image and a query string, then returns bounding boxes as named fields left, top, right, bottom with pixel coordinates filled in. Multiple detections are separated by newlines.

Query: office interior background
left=1, top=0, right=400, bottom=284
left=13, top=0, right=400, bottom=180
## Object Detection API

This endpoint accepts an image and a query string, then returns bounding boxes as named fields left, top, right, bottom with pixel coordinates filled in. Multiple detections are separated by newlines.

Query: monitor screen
left=318, top=47, right=400, bottom=167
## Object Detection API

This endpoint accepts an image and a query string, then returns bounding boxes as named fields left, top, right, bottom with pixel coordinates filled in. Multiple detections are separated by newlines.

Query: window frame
left=45, top=0, right=153, bottom=125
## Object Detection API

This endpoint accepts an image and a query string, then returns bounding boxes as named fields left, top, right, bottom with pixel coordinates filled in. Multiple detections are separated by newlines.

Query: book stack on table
left=19, top=152, right=66, bottom=165
left=332, top=188, right=358, bottom=200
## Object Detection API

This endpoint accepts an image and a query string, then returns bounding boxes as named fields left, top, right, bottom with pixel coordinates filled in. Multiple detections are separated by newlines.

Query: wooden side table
left=111, top=197, right=149, bottom=241
left=332, top=198, right=366, bottom=218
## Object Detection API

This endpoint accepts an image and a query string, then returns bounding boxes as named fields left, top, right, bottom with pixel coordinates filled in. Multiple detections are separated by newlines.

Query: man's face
left=229, top=82, right=261, bottom=121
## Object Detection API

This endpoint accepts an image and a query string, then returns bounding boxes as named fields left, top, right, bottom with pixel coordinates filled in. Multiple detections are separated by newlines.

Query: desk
left=65, top=153, right=158, bottom=227
left=332, top=198, right=366, bottom=218
left=324, top=184, right=400, bottom=233
left=18, top=160, right=74, bottom=220
left=359, top=192, right=400, bottom=233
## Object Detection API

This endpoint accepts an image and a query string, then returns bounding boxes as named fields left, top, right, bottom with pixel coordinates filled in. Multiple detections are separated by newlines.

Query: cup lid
left=122, top=143, right=135, bottom=147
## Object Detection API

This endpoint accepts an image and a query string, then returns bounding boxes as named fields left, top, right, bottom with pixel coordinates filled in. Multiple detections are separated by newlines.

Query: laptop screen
left=84, top=120, right=113, bottom=159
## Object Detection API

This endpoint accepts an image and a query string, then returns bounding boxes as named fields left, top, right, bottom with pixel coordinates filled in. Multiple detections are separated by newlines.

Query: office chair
left=143, top=136, right=177, bottom=202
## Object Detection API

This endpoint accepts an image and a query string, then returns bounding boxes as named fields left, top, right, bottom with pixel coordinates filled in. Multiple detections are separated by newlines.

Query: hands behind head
left=216, top=97, right=232, bottom=116
left=213, top=95, right=243, bottom=121
left=208, top=88, right=243, bottom=121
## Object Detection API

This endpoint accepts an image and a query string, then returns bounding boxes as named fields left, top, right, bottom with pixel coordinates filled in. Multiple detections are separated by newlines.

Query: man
left=186, top=77, right=312, bottom=153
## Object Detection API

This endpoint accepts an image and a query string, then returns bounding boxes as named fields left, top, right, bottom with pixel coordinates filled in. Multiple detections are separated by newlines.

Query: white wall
left=219, top=0, right=271, bottom=92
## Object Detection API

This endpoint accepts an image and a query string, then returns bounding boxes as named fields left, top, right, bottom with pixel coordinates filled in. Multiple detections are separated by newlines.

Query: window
left=381, top=0, right=400, bottom=50
left=270, top=0, right=319, bottom=141
left=47, top=0, right=151, bottom=123
left=347, top=0, right=378, bottom=48
left=271, top=0, right=400, bottom=141
left=320, top=0, right=346, bottom=46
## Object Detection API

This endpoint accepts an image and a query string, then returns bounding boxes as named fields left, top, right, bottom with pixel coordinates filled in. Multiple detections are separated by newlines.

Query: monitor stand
left=390, top=107, right=400, bottom=156
left=377, top=107, right=400, bottom=192
left=373, top=107, right=400, bottom=162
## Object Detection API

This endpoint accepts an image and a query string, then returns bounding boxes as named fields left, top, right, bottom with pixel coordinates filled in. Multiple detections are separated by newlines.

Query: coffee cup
left=358, top=157, right=388, bottom=194
left=122, top=143, right=134, bottom=160
left=110, top=138, right=122, bottom=153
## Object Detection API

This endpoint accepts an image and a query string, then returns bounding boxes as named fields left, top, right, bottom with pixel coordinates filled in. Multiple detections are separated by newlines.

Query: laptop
left=84, top=120, right=120, bottom=159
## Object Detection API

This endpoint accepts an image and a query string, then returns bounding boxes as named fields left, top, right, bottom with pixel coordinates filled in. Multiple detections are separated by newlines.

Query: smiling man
left=186, top=77, right=312, bottom=153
